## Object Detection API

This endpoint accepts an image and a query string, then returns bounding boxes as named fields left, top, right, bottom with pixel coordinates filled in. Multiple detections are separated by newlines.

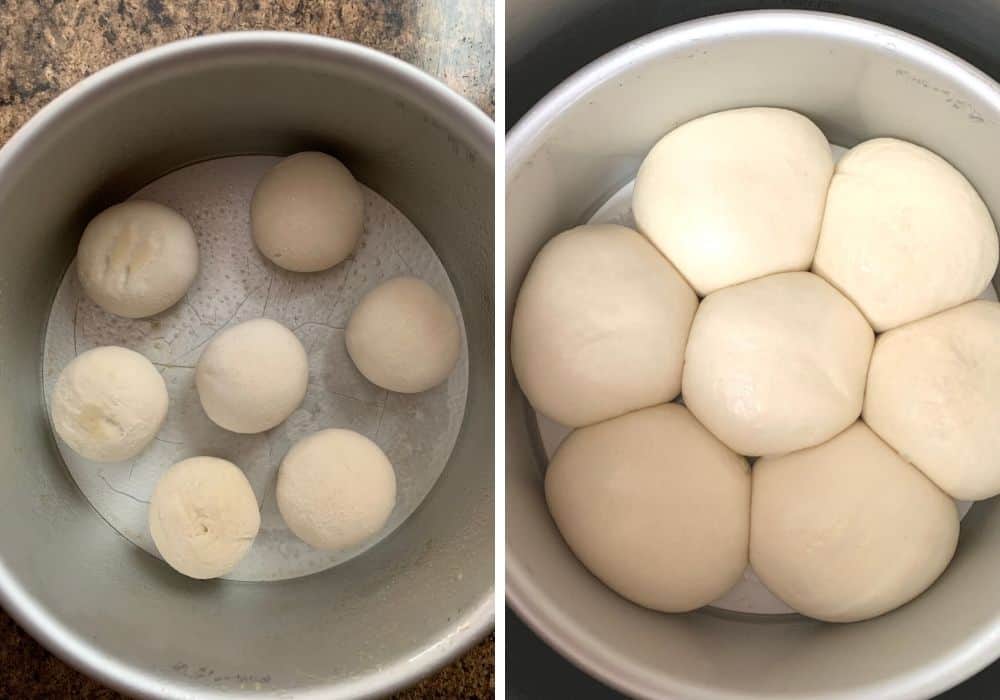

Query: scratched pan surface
left=42, top=155, right=469, bottom=582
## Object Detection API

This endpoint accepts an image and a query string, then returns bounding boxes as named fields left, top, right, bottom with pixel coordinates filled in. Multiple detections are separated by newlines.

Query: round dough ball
left=682, top=271, right=874, bottom=457
left=251, top=151, right=364, bottom=272
left=864, top=300, right=1000, bottom=500
left=633, top=107, right=833, bottom=296
left=546, top=403, right=750, bottom=612
left=277, top=429, right=397, bottom=551
left=751, top=422, right=958, bottom=622
left=512, top=224, right=697, bottom=427
left=149, top=456, right=260, bottom=579
left=51, top=346, right=168, bottom=462
left=346, top=276, right=461, bottom=393
left=77, top=200, right=199, bottom=318
left=813, top=137, right=998, bottom=332
left=196, top=318, right=308, bottom=434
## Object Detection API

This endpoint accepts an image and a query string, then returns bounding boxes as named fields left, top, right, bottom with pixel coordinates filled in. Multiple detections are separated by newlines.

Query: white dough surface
left=534, top=141, right=976, bottom=614
left=546, top=404, right=750, bottom=613
left=43, top=156, right=468, bottom=582
left=865, top=300, right=1000, bottom=501
left=814, top=137, right=998, bottom=332
left=632, top=107, right=833, bottom=295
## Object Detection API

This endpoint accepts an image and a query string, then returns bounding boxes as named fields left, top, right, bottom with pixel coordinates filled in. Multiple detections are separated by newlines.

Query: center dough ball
left=149, top=456, right=260, bottom=579
left=545, top=404, right=750, bottom=613
left=277, top=429, right=397, bottom=551
left=633, top=107, right=833, bottom=295
left=813, top=138, right=998, bottom=331
left=751, top=422, right=958, bottom=622
left=511, top=224, right=697, bottom=427
left=251, top=151, right=364, bottom=272
left=76, top=200, right=199, bottom=318
left=195, top=318, right=308, bottom=434
left=346, top=276, right=462, bottom=393
left=682, top=271, right=874, bottom=457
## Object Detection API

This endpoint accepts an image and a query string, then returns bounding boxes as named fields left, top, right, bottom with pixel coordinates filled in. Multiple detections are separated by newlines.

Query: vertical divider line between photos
left=494, top=0, right=506, bottom=695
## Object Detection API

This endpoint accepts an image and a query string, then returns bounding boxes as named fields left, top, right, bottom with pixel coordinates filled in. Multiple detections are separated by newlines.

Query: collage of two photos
left=5, top=1, right=1000, bottom=699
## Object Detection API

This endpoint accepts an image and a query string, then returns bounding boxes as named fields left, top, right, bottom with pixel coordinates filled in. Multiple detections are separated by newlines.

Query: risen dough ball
left=682, top=272, right=873, bottom=457
left=77, top=200, right=199, bottom=318
left=512, top=224, right=697, bottom=427
left=251, top=151, right=364, bottom=272
left=149, top=457, right=260, bottom=579
left=813, top=137, right=998, bottom=331
left=346, top=276, right=461, bottom=393
left=546, top=403, right=750, bottom=612
left=195, top=318, right=308, bottom=434
left=633, top=107, right=833, bottom=295
left=751, top=422, right=958, bottom=622
left=277, top=429, right=397, bottom=551
left=864, top=300, right=1000, bottom=500
left=51, top=346, right=168, bottom=462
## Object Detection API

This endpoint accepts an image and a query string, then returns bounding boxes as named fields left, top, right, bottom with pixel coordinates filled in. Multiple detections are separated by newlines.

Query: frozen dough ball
left=346, top=276, right=461, bottom=393
left=814, top=137, right=998, bottom=331
left=195, top=318, right=308, bottom=434
left=277, top=429, right=397, bottom=551
left=251, top=151, right=364, bottom=272
left=682, top=271, right=874, bottom=457
left=546, top=403, right=750, bottom=612
left=751, top=422, right=958, bottom=622
left=149, top=456, right=260, bottom=579
left=864, top=300, right=1000, bottom=500
left=51, top=346, right=168, bottom=462
left=76, top=200, right=199, bottom=318
left=512, top=224, right=697, bottom=427
left=633, top=107, right=833, bottom=295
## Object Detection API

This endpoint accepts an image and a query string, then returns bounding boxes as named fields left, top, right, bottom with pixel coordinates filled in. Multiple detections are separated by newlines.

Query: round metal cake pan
left=507, top=11, right=1000, bottom=700
left=0, top=32, right=493, bottom=699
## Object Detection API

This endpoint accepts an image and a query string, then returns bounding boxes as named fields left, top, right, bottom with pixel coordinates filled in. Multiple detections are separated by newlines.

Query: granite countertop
left=0, top=1, right=493, bottom=698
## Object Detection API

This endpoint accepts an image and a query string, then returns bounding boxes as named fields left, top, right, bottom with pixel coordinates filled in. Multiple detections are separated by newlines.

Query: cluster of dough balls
left=52, top=152, right=459, bottom=579
left=514, top=107, right=1000, bottom=622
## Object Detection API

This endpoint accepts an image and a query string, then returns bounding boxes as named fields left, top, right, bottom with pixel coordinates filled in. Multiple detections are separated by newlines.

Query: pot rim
left=0, top=31, right=493, bottom=700
left=506, top=10, right=1000, bottom=700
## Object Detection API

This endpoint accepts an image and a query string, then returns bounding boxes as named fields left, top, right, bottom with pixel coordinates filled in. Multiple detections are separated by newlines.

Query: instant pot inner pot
left=0, top=43, right=492, bottom=697
left=507, top=13, right=1000, bottom=699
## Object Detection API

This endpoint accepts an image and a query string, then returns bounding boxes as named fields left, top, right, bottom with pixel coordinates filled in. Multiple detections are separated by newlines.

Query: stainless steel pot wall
left=507, top=12, right=1000, bottom=700
left=0, top=33, right=493, bottom=699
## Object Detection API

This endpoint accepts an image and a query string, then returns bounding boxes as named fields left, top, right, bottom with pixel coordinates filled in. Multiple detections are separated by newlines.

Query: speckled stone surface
left=0, top=1, right=494, bottom=697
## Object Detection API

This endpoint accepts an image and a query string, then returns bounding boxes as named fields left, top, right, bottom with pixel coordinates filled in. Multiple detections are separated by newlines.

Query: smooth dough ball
left=277, top=429, right=397, bottom=551
left=682, top=271, right=873, bottom=457
left=512, top=224, right=697, bottom=427
left=546, top=403, right=750, bottom=612
left=633, top=107, right=833, bottom=295
left=51, top=346, right=168, bottom=462
left=149, top=456, right=260, bottom=579
left=196, top=318, right=308, bottom=434
left=751, top=422, right=958, bottom=622
left=864, top=300, right=1000, bottom=500
left=814, top=137, right=998, bottom=332
left=77, top=200, right=199, bottom=318
left=346, top=276, right=461, bottom=393
left=251, top=151, right=364, bottom=272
